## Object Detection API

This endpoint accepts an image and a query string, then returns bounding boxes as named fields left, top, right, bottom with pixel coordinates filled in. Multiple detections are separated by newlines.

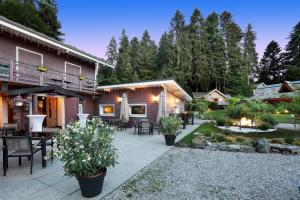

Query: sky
left=57, top=0, right=300, bottom=59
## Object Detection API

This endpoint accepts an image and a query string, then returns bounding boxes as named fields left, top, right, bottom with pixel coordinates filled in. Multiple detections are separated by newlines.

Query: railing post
left=62, top=73, right=65, bottom=88
left=79, top=80, right=82, bottom=91
left=9, top=60, right=14, bottom=81
left=93, top=80, right=96, bottom=92
left=40, top=72, right=44, bottom=85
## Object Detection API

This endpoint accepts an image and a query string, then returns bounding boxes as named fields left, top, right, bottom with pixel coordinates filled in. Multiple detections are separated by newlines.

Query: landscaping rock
left=256, top=138, right=270, bottom=153
left=289, top=146, right=300, bottom=154
left=228, top=144, right=240, bottom=151
left=240, top=145, right=256, bottom=153
left=175, top=142, right=190, bottom=148
left=192, top=136, right=207, bottom=149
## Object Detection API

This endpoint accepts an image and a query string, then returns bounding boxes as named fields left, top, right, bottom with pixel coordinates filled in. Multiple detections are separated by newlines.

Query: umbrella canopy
left=157, top=91, right=166, bottom=122
left=120, top=93, right=129, bottom=122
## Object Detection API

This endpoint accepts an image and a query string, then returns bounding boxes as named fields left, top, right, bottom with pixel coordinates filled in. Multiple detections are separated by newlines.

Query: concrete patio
left=0, top=119, right=202, bottom=200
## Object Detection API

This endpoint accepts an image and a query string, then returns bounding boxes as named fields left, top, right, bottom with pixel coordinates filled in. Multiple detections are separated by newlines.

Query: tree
left=205, top=12, right=226, bottom=91
left=115, top=30, right=136, bottom=82
left=258, top=41, right=284, bottom=84
left=129, top=37, right=140, bottom=78
left=189, top=8, right=209, bottom=92
left=36, top=0, right=64, bottom=40
left=136, top=30, right=157, bottom=80
left=105, top=36, right=118, bottom=65
left=0, top=0, right=49, bottom=35
left=156, top=32, right=173, bottom=78
left=242, top=24, right=258, bottom=83
left=283, top=21, right=300, bottom=81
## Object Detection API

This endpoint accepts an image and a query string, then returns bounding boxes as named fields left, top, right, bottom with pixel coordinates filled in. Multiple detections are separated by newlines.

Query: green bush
left=270, top=138, right=284, bottom=144
left=260, top=114, right=278, bottom=126
left=208, top=101, right=218, bottom=110
left=295, top=140, right=300, bottom=146
left=223, top=129, right=232, bottom=135
left=161, top=116, right=182, bottom=135
left=216, top=117, right=226, bottom=126
left=257, top=122, right=272, bottom=131
left=236, top=137, right=246, bottom=143
left=284, top=138, right=295, bottom=144
left=212, top=134, right=225, bottom=142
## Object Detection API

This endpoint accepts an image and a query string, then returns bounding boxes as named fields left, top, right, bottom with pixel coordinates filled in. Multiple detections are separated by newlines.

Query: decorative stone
left=192, top=136, right=207, bottom=149
left=228, top=144, right=240, bottom=151
left=175, top=142, right=190, bottom=148
left=256, top=138, right=270, bottom=153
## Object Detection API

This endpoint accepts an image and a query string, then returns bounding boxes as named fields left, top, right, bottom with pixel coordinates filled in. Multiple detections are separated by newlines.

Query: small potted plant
left=161, top=115, right=181, bottom=146
left=37, top=65, right=48, bottom=72
left=53, top=118, right=118, bottom=198
left=79, top=74, right=85, bottom=80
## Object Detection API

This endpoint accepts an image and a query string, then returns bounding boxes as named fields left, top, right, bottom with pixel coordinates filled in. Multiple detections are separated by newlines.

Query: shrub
left=236, top=137, right=246, bottom=143
left=212, top=134, right=225, bottom=142
left=208, top=101, right=218, bottom=110
left=54, top=118, right=118, bottom=177
left=270, top=138, right=284, bottom=144
left=284, top=138, right=295, bottom=144
left=161, top=116, right=182, bottom=135
left=294, top=140, right=300, bottom=146
left=216, top=116, right=226, bottom=126
left=203, top=132, right=212, bottom=137
left=224, top=135, right=237, bottom=144
left=257, top=122, right=272, bottom=131
left=260, top=114, right=278, bottom=126
left=223, top=129, right=232, bottom=135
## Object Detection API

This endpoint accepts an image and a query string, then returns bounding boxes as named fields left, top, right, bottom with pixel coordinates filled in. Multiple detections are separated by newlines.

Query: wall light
left=117, top=97, right=122, bottom=102
left=152, top=95, right=159, bottom=102
left=175, top=98, right=179, bottom=103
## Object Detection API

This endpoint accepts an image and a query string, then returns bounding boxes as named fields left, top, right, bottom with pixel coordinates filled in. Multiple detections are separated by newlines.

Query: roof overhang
left=0, top=15, right=114, bottom=69
left=97, top=79, right=192, bottom=101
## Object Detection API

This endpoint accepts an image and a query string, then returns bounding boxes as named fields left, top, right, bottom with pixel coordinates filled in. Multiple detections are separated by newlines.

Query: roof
left=97, top=79, right=192, bottom=101
left=8, top=85, right=84, bottom=100
left=193, top=89, right=230, bottom=99
left=252, top=81, right=300, bottom=100
left=0, top=15, right=114, bottom=68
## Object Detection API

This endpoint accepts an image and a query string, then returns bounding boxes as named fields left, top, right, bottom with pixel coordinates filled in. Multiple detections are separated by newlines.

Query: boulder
left=256, top=138, right=270, bottom=153
left=192, top=136, right=207, bottom=149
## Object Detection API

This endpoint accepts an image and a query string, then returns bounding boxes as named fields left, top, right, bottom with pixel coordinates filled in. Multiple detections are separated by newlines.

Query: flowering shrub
left=53, top=118, right=118, bottom=177
left=161, top=116, right=181, bottom=135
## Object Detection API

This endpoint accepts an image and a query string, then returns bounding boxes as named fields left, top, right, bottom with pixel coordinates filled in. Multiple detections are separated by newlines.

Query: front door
left=46, top=97, right=57, bottom=127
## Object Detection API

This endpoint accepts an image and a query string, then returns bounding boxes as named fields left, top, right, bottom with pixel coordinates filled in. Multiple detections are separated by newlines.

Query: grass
left=179, top=122, right=300, bottom=146
left=202, top=110, right=226, bottom=120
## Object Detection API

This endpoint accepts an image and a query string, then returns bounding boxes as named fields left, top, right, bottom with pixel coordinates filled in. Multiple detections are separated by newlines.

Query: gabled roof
left=193, top=89, right=229, bottom=99
left=97, top=79, right=192, bottom=101
left=0, top=15, right=114, bottom=68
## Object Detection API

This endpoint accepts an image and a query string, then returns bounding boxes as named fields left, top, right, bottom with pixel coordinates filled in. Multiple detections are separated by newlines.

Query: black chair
left=152, top=121, right=161, bottom=134
left=2, top=136, right=41, bottom=176
left=139, top=121, right=153, bottom=135
left=117, top=118, right=128, bottom=131
left=133, top=120, right=140, bottom=134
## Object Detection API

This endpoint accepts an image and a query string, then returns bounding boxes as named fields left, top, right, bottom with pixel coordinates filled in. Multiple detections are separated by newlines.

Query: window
left=99, top=104, right=115, bottom=116
left=129, top=104, right=147, bottom=117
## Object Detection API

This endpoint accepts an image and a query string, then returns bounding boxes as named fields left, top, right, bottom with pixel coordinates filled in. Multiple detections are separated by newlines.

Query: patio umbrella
left=120, top=93, right=129, bottom=122
left=157, top=91, right=166, bottom=122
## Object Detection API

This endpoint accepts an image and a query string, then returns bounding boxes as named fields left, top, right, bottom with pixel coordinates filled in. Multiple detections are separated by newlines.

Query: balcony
left=0, top=58, right=97, bottom=93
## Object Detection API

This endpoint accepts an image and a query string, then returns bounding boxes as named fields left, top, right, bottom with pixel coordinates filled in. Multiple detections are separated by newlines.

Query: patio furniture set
left=0, top=124, right=59, bottom=176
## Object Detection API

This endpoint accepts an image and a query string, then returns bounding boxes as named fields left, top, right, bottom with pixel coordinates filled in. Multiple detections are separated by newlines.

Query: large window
left=129, top=104, right=147, bottom=117
left=99, top=104, right=115, bottom=116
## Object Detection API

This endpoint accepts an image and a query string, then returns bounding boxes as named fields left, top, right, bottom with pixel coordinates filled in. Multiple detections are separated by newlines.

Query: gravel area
left=103, top=148, right=300, bottom=200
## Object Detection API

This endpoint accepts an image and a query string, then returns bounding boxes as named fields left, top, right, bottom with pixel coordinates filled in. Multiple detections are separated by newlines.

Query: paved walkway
left=277, top=123, right=300, bottom=131
left=0, top=119, right=202, bottom=200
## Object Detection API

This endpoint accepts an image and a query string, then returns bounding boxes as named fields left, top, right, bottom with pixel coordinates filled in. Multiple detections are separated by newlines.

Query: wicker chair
left=2, top=136, right=41, bottom=176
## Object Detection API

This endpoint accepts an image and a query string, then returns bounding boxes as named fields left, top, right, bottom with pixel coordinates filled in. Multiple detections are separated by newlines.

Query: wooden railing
left=0, top=58, right=97, bottom=92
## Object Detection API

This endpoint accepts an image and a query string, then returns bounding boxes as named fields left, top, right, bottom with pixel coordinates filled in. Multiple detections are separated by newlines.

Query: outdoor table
left=107, top=118, right=120, bottom=127
left=0, top=127, right=16, bottom=136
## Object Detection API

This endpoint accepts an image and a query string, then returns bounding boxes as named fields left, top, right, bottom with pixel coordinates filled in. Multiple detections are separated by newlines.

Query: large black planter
left=164, top=135, right=176, bottom=146
left=76, top=168, right=107, bottom=198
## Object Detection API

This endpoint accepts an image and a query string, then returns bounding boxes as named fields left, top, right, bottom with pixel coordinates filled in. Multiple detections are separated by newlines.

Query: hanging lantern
left=13, top=94, right=28, bottom=107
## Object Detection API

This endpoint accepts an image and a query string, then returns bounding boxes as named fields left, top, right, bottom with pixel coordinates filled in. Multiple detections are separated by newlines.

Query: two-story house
left=0, top=15, right=113, bottom=131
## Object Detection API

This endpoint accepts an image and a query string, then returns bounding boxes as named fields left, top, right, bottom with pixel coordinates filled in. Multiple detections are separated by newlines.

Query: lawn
left=179, top=122, right=300, bottom=146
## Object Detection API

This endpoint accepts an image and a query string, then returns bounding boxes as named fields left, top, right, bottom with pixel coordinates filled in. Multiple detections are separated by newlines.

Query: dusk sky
left=57, top=0, right=300, bottom=59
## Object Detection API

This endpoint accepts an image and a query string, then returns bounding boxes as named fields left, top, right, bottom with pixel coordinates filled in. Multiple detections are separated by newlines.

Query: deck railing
left=0, top=58, right=97, bottom=92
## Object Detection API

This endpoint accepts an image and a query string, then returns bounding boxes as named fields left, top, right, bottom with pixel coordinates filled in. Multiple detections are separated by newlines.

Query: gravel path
left=103, top=148, right=300, bottom=200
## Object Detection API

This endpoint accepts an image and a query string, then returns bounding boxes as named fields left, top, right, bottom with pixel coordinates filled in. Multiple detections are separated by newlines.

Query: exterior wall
left=166, top=90, right=185, bottom=115
left=0, top=95, right=8, bottom=126
left=205, top=91, right=226, bottom=102
left=0, top=32, right=95, bottom=79
left=65, top=97, right=79, bottom=124
left=95, top=87, right=163, bottom=123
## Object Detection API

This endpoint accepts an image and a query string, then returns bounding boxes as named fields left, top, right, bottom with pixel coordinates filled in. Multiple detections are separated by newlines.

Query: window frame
left=129, top=104, right=147, bottom=118
left=99, top=104, right=115, bottom=116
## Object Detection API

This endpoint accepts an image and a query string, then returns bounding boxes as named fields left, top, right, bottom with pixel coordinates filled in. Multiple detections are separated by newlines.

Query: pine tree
left=205, top=12, right=226, bottom=91
left=242, top=24, right=258, bottom=83
left=156, top=32, right=173, bottom=78
left=106, top=36, right=118, bottom=65
left=129, top=37, right=140, bottom=78
left=116, top=30, right=136, bottom=82
left=136, top=30, right=157, bottom=80
left=283, top=21, right=300, bottom=81
left=258, top=41, right=284, bottom=84
left=189, top=8, right=209, bottom=92
left=36, top=0, right=64, bottom=40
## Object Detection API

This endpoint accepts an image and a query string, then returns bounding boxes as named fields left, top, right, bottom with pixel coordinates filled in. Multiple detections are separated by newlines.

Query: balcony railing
left=0, top=58, right=97, bottom=92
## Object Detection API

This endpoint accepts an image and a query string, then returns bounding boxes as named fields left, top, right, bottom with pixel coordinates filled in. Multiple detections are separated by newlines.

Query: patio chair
left=139, top=121, right=153, bottom=135
left=133, top=120, right=140, bottom=134
left=152, top=121, right=161, bottom=134
left=41, top=127, right=60, bottom=164
left=3, top=123, right=18, bottom=135
left=117, top=118, right=128, bottom=131
left=2, top=136, right=41, bottom=176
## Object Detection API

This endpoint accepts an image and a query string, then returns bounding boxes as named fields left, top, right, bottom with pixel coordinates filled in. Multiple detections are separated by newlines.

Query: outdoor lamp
left=152, top=95, right=159, bottom=102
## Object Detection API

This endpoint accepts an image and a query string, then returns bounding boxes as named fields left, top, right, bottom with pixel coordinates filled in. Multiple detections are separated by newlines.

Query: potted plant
left=79, top=74, right=85, bottom=80
left=37, top=65, right=48, bottom=72
left=53, top=118, right=118, bottom=198
left=161, top=115, right=181, bottom=146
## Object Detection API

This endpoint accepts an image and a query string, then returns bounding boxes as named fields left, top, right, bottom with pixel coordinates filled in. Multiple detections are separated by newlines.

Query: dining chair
left=133, top=120, right=140, bottom=134
left=139, top=121, right=153, bottom=135
left=3, top=123, right=18, bottom=135
left=2, top=136, right=41, bottom=176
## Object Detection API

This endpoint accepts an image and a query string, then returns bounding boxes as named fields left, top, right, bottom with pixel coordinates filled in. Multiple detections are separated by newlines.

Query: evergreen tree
left=36, top=0, right=64, bottom=40
left=106, top=36, right=118, bottom=65
left=115, top=30, right=136, bottom=82
left=258, top=41, right=284, bottom=84
left=156, top=32, right=174, bottom=78
left=129, top=37, right=140, bottom=78
left=242, top=24, right=258, bottom=83
left=189, top=8, right=209, bottom=92
left=283, top=21, right=300, bottom=81
left=0, top=0, right=49, bottom=35
left=205, top=12, right=226, bottom=91
left=136, top=30, right=157, bottom=80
